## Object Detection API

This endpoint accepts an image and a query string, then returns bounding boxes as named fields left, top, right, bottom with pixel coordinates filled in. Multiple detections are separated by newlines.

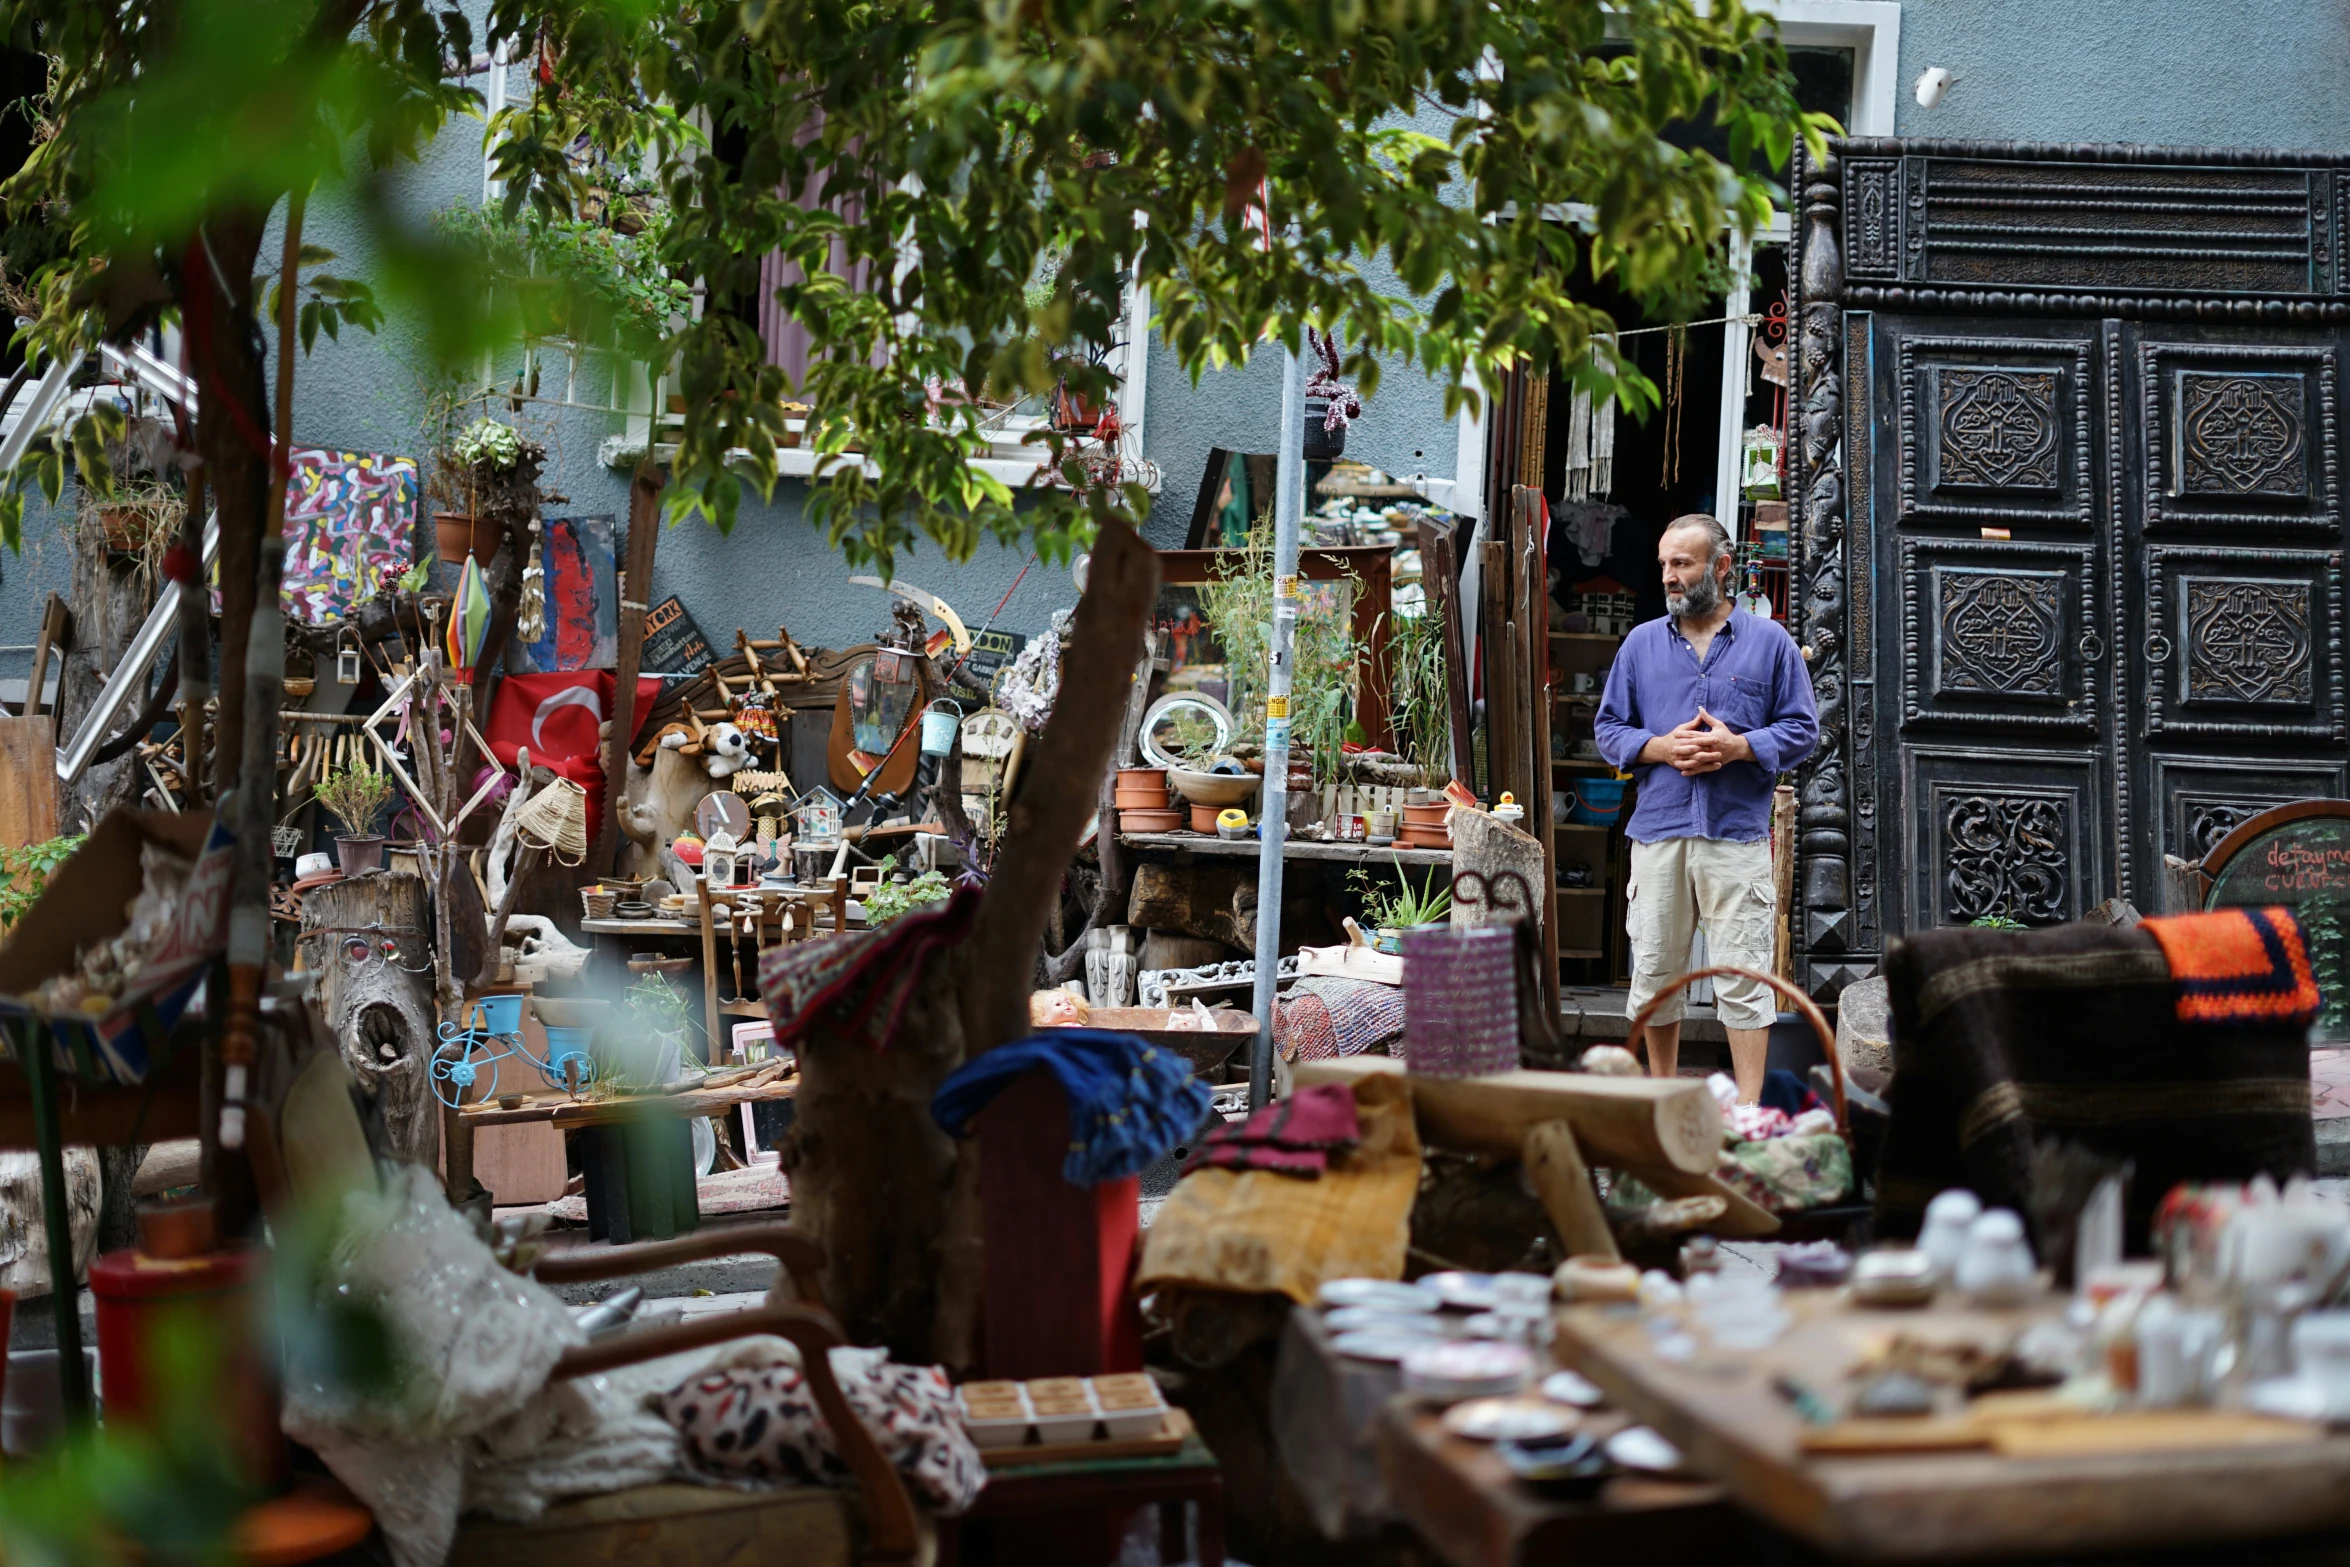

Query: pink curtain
left=758, top=146, right=873, bottom=393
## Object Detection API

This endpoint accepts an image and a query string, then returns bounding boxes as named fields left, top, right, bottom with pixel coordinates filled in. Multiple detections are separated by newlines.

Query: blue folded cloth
left=931, top=1030, right=1214, bottom=1186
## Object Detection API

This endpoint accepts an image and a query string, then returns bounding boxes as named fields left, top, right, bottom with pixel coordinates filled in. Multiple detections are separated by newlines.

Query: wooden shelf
left=1558, top=946, right=1606, bottom=960
left=1552, top=759, right=1615, bottom=773
left=1549, top=632, right=1624, bottom=644
left=1554, top=822, right=1612, bottom=835
left=1555, top=887, right=1607, bottom=898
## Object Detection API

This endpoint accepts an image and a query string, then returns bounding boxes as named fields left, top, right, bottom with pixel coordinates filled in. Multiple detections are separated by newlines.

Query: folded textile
left=2141, top=906, right=2321, bottom=1027
left=1182, top=1082, right=1361, bottom=1178
left=658, top=1344, right=986, bottom=1515
left=1878, top=921, right=2314, bottom=1249
left=760, top=887, right=981, bottom=1054
left=1276, top=977, right=1409, bottom=1063
left=931, top=1030, right=1212, bottom=1186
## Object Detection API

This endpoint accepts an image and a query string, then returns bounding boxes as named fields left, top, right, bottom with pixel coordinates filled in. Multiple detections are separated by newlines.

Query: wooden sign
left=950, top=627, right=1027, bottom=704
left=2203, top=799, right=2350, bottom=1042
left=639, top=594, right=714, bottom=678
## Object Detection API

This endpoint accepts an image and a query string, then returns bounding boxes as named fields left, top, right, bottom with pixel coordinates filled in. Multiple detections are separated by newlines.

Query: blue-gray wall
left=9, top=1, right=2350, bottom=677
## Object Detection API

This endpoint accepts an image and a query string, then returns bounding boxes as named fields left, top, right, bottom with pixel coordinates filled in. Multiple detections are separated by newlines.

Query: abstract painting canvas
left=509, top=512, right=618, bottom=672
left=279, top=449, right=420, bottom=625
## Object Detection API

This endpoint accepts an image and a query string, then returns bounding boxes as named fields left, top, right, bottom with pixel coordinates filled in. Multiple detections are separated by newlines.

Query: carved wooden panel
left=1844, top=160, right=1899, bottom=279
left=2152, top=757, right=2350, bottom=870
left=1900, top=538, right=2096, bottom=732
left=1908, top=750, right=2098, bottom=931
left=2146, top=546, right=2343, bottom=742
left=1899, top=337, right=2092, bottom=528
left=2144, top=343, right=2338, bottom=532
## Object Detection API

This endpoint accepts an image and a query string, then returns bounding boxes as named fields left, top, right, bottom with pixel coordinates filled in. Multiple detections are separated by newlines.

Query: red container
left=90, top=1246, right=284, bottom=1488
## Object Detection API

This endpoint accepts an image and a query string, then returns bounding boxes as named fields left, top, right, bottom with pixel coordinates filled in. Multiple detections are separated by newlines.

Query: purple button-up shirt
left=1592, top=606, right=1819, bottom=843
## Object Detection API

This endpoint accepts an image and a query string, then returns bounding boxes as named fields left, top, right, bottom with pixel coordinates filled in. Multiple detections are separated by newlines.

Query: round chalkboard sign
left=2203, top=799, right=2350, bottom=1043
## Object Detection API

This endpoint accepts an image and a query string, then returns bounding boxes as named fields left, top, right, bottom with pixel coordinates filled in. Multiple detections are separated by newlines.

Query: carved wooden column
left=1790, top=142, right=1856, bottom=997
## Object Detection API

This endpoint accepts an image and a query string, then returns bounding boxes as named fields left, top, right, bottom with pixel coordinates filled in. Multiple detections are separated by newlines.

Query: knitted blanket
left=1877, top=919, right=2315, bottom=1250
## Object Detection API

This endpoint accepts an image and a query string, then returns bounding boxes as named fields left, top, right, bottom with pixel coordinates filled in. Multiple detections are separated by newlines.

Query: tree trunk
left=783, top=522, right=1160, bottom=1369
left=301, top=872, right=439, bottom=1166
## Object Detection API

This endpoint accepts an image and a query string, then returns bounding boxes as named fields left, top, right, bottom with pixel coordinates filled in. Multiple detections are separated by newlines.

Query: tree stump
left=300, top=872, right=439, bottom=1166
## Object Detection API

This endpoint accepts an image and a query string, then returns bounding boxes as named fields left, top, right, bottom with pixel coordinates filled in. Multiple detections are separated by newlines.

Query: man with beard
left=1593, top=514, right=1818, bottom=1101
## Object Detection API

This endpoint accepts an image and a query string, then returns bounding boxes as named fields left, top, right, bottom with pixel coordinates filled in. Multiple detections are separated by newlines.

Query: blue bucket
left=543, top=1026, right=594, bottom=1083
left=474, top=993, right=524, bottom=1036
left=1568, top=778, right=1627, bottom=826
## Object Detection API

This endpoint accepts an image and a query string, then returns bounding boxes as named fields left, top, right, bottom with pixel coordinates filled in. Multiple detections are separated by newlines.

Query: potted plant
left=1350, top=854, right=1452, bottom=953
left=434, top=417, right=525, bottom=564
left=316, top=759, right=396, bottom=875
left=1304, top=327, right=1361, bottom=461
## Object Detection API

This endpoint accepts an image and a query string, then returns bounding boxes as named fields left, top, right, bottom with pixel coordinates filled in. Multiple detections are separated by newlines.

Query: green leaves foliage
left=0, top=0, right=1827, bottom=582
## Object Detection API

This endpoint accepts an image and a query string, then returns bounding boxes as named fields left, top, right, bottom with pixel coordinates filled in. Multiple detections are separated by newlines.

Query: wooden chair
left=274, top=1054, right=927, bottom=1566
left=449, top=1223, right=926, bottom=1567
left=698, top=878, right=849, bottom=1054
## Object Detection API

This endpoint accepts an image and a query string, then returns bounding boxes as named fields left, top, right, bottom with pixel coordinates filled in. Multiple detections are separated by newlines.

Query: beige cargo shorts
left=1623, top=836, right=1777, bottom=1031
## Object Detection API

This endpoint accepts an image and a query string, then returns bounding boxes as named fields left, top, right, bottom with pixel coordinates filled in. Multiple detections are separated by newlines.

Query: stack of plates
left=1400, top=1340, right=1532, bottom=1401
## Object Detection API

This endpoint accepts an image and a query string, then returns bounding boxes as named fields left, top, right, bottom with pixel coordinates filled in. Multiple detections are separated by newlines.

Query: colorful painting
left=509, top=513, right=618, bottom=672
left=279, top=449, right=420, bottom=625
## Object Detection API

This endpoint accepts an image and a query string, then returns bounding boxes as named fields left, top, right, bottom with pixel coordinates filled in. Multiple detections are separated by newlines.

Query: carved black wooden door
left=1792, top=139, right=2350, bottom=997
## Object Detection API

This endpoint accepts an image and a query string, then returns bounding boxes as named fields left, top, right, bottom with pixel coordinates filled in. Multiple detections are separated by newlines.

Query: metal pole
left=1248, top=346, right=1308, bottom=1108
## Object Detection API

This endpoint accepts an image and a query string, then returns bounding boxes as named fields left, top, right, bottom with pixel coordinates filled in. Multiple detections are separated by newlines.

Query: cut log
left=1448, top=806, right=1545, bottom=927
left=1293, top=1055, right=1722, bottom=1177
left=301, top=872, right=439, bottom=1167
left=132, top=1137, right=203, bottom=1198
left=1520, top=1119, right=1616, bottom=1261
left=1128, top=860, right=1257, bottom=950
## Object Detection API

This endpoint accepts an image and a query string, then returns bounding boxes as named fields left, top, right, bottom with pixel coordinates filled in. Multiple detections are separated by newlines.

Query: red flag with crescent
left=483, top=671, right=662, bottom=832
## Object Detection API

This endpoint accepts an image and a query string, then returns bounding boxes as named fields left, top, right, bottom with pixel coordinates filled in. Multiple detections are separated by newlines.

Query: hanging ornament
left=445, top=553, right=493, bottom=681
left=516, top=518, right=547, bottom=644
left=1659, top=328, right=1687, bottom=489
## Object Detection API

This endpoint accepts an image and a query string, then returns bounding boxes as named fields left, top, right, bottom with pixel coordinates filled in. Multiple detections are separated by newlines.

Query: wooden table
left=1118, top=832, right=1450, bottom=868
left=943, top=1427, right=1225, bottom=1567
left=578, top=916, right=701, bottom=939
left=1555, top=1291, right=2350, bottom=1561
left=1378, top=1403, right=1736, bottom=1567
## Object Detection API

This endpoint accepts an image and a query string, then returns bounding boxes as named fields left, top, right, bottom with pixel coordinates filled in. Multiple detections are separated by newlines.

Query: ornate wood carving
left=2178, top=373, right=2308, bottom=497
left=1791, top=141, right=1853, bottom=985
left=1940, top=572, right=2063, bottom=694
left=1939, top=369, right=2060, bottom=490
left=1846, top=160, right=1898, bottom=278
left=1899, top=338, right=2092, bottom=528
left=2145, top=345, right=2336, bottom=532
left=2185, top=578, right=2313, bottom=705
left=1941, top=791, right=2071, bottom=926
left=2105, top=321, right=2131, bottom=901
left=2146, top=545, right=2343, bottom=740
left=2182, top=797, right=2268, bottom=861
left=1899, top=539, right=2095, bottom=730
left=1845, top=312, right=1879, bottom=958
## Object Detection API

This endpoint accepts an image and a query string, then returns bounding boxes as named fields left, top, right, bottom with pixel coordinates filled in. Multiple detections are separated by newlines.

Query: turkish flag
left=483, top=671, right=662, bottom=832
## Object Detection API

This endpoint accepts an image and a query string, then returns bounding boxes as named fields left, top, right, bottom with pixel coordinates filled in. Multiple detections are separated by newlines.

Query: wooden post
left=598, top=466, right=666, bottom=876
left=1415, top=516, right=1475, bottom=786
left=26, top=593, right=66, bottom=719
left=1521, top=1118, right=1618, bottom=1262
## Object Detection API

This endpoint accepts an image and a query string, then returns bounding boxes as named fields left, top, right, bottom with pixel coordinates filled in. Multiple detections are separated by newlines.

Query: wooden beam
left=598, top=465, right=665, bottom=875
left=1294, top=1055, right=1723, bottom=1176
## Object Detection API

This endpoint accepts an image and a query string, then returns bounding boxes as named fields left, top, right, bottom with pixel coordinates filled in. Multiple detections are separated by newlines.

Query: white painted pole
left=1248, top=345, right=1308, bottom=1109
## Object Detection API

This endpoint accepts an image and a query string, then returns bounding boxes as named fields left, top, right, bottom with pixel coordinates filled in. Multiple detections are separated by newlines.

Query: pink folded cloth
left=1182, top=1083, right=1361, bottom=1179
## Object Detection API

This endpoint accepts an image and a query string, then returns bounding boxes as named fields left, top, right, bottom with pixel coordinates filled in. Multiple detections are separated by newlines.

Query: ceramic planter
left=1304, top=398, right=1347, bottom=460
left=433, top=512, right=502, bottom=566
left=334, top=835, right=386, bottom=876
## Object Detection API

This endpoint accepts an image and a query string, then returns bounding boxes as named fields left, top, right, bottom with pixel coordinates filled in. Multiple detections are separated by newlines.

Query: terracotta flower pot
left=433, top=512, right=502, bottom=566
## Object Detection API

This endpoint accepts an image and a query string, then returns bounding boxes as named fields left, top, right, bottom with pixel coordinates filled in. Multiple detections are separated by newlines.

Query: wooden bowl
left=1118, top=806, right=1186, bottom=833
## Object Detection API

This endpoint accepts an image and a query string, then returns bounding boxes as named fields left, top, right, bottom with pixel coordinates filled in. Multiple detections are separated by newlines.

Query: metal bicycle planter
left=430, top=991, right=596, bottom=1109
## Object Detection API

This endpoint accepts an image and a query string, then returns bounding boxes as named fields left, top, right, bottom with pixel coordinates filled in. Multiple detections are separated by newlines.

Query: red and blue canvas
left=510, top=513, right=619, bottom=673
left=279, top=449, right=420, bottom=625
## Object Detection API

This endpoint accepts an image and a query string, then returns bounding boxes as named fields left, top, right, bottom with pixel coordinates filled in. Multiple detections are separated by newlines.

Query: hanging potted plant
left=1304, top=327, right=1361, bottom=461
left=434, top=416, right=525, bottom=565
left=316, top=759, right=396, bottom=875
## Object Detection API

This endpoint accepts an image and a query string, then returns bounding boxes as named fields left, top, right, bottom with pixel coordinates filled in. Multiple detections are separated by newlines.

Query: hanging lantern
left=445, top=554, right=492, bottom=681
left=335, top=627, right=362, bottom=685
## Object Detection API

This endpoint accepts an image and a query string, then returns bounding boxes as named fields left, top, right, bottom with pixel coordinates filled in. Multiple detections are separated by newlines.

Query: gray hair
left=1662, top=512, right=1733, bottom=562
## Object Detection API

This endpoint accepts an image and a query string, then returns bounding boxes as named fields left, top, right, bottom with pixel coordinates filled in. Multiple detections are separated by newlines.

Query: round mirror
left=1139, top=692, right=1236, bottom=771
